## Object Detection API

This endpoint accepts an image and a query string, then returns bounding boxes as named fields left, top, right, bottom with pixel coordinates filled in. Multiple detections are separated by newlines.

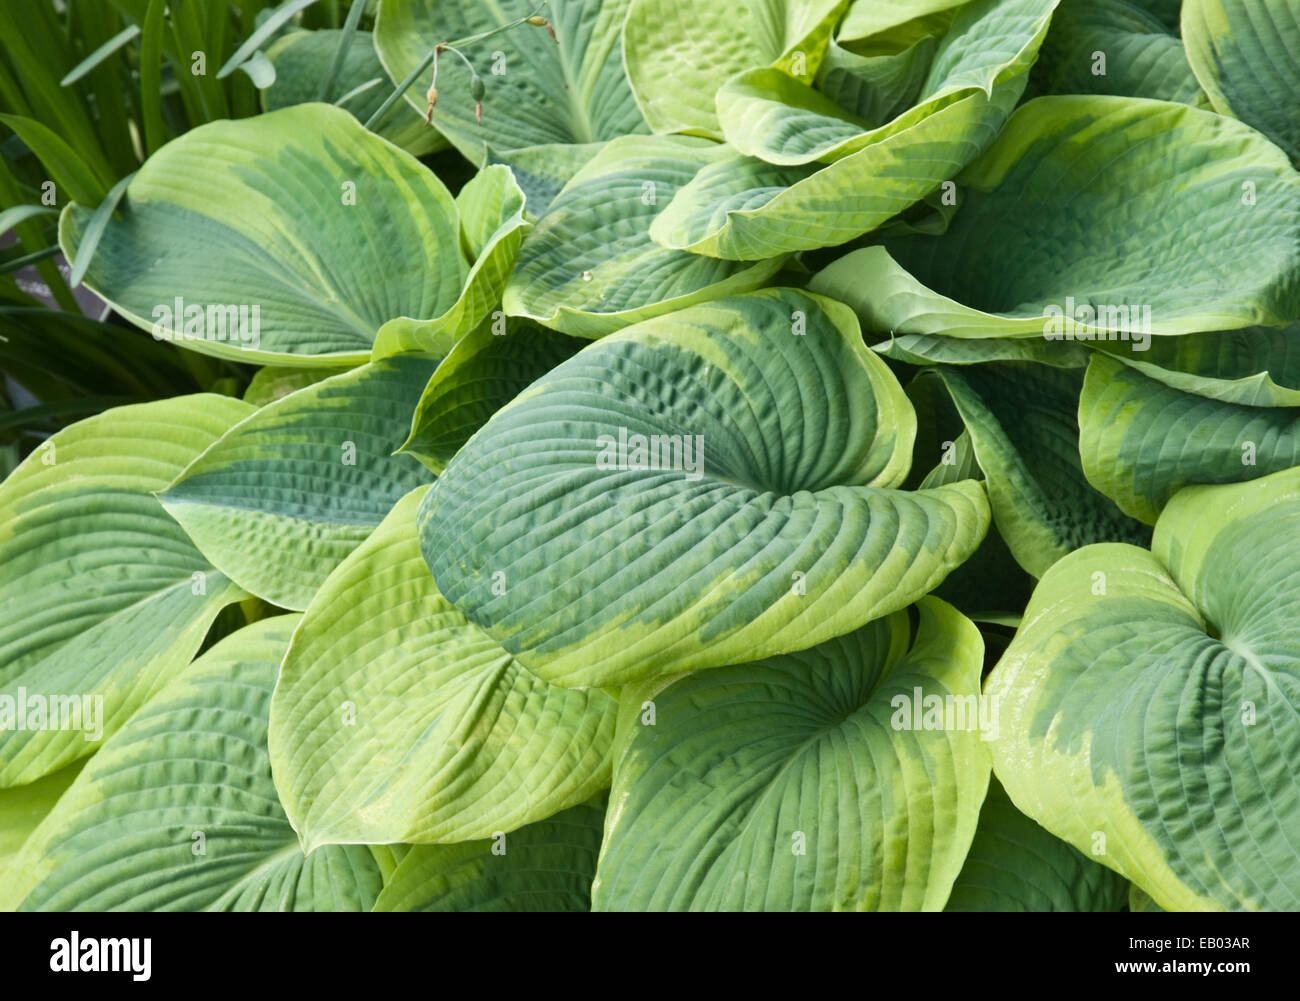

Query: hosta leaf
left=0, top=760, right=84, bottom=890
left=374, top=0, right=646, bottom=164
left=716, top=69, right=876, bottom=166
left=875, top=332, right=1089, bottom=367
left=651, top=0, right=1057, bottom=260
left=486, top=141, right=608, bottom=217
left=1079, top=354, right=1300, bottom=524
left=60, top=104, right=482, bottom=366
left=592, top=598, right=991, bottom=910
left=904, top=369, right=971, bottom=492
left=837, top=0, right=972, bottom=45
left=1090, top=323, right=1300, bottom=407
left=0, top=616, right=386, bottom=912
left=262, top=28, right=444, bottom=154
left=945, top=777, right=1129, bottom=911
left=912, top=428, right=1035, bottom=621
left=372, top=164, right=530, bottom=358
left=1031, top=0, right=1206, bottom=105
left=813, top=95, right=1300, bottom=338
left=1130, top=885, right=1166, bottom=912
left=372, top=799, right=605, bottom=912
left=624, top=0, right=847, bottom=137
left=503, top=135, right=785, bottom=337
left=159, top=358, right=434, bottom=610
left=816, top=36, right=937, bottom=129
left=0, top=395, right=250, bottom=787
left=269, top=488, right=616, bottom=849
left=419, top=288, right=990, bottom=688
left=933, top=364, right=1151, bottom=576
left=402, top=318, right=585, bottom=475
left=242, top=365, right=337, bottom=407
left=988, top=468, right=1300, bottom=910
left=1133, top=0, right=1182, bottom=31
left=1183, top=0, right=1300, bottom=163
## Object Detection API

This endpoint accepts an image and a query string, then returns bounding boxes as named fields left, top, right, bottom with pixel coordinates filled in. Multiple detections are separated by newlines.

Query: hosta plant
left=2, top=0, right=1300, bottom=914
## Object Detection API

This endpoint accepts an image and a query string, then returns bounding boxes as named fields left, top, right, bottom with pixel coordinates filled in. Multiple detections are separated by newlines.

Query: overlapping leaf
left=988, top=467, right=1300, bottom=910
left=649, top=0, right=1058, bottom=259
left=419, top=288, right=989, bottom=688
left=1089, top=324, right=1300, bottom=408
left=503, top=135, right=784, bottom=336
left=0, top=761, right=84, bottom=889
left=624, top=0, right=847, bottom=137
left=837, top=0, right=972, bottom=45
left=592, top=599, right=990, bottom=910
left=945, top=777, right=1129, bottom=911
left=1079, top=353, right=1300, bottom=524
left=60, top=105, right=523, bottom=365
left=1031, top=0, right=1206, bottom=105
left=269, top=488, right=617, bottom=849
left=813, top=95, right=1300, bottom=338
left=1183, top=0, right=1300, bottom=163
left=0, top=395, right=250, bottom=787
left=372, top=799, right=605, bottom=911
left=159, top=358, right=433, bottom=610
left=402, top=318, right=585, bottom=474
left=372, top=164, right=530, bottom=357
left=0, top=616, right=387, bottom=912
left=931, top=363, right=1150, bottom=576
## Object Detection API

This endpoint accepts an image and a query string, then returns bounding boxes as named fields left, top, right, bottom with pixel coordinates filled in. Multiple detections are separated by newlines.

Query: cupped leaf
left=0, top=396, right=251, bottom=787
left=60, top=104, right=476, bottom=366
left=372, top=799, right=605, bottom=912
left=1090, top=323, right=1300, bottom=407
left=988, top=468, right=1300, bottom=910
left=503, top=135, right=785, bottom=336
left=933, top=364, right=1150, bottom=576
left=715, top=68, right=877, bottom=166
left=269, top=488, right=616, bottom=849
left=159, top=358, right=434, bottom=611
left=1031, top=0, right=1206, bottom=105
left=816, top=36, right=938, bottom=129
left=592, top=598, right=991, bottom=910
left=372, top=164, right=530, bottom=358
left=623, top=0, right=847, bottom=137
left=1079, top=353, right=1300, bottom=524
left=945, top=777, right=1129, bottom=911
left=262, top=28, right=444, bottom=154
left=402, top=318, right=586, bottom=475
left=1183, top=0, right=1300, bottom=163
left=419, top=288, right=989, bottom=689
left=374, top=0, right=646, bottom=164
left=0, top=616, right=387, bottom=912
left=812, top=96, right=1300, bottom=337
left=651, top=0, right=1058, bottom=260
